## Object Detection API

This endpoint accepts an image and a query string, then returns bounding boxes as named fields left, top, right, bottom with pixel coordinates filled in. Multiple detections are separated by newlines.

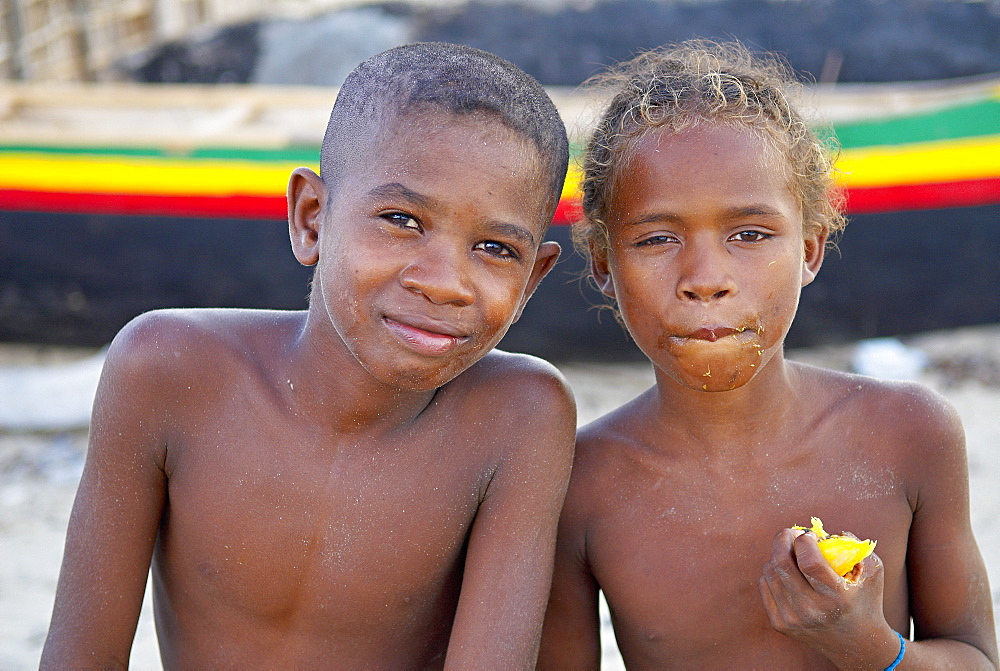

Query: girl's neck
left=647, top=353, right=807, bottom=457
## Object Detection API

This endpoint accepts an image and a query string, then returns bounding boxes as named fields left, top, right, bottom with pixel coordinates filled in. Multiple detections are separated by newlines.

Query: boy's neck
left=283, top=314, right=441, bottom=437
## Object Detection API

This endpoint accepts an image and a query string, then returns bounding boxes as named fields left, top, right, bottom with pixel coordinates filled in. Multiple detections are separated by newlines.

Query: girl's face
left=594, top=123, right=825, bottom=393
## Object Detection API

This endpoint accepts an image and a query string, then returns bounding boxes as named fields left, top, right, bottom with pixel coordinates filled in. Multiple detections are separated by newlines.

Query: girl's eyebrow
left=727, top=205, right=785, bottom=218
left=624, top=205, right=786, bottom=226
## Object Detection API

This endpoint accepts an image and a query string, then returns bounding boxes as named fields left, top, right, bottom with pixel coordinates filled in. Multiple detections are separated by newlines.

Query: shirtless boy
left=42, top=42, right=576, bottom=669
left=539, top=41, right=997, bottom=669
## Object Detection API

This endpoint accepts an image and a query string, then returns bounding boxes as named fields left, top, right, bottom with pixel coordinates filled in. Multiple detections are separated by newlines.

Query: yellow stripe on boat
left=2, top=135, right=997, bottom=197
left=0, top=153, right=303, bottom=196
left=561, top=165, right=583, bottom=198
left=836, top=134, right=1000, bottom=188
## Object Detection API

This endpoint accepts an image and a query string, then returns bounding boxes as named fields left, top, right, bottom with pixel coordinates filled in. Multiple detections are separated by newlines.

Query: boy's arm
left=442, top=364, right=576, bottom=670
left=759, top=388, right=998, bottom=669
left=41, top=316, right=172, bottom=668
left=536, top=491, right=603, bottom=671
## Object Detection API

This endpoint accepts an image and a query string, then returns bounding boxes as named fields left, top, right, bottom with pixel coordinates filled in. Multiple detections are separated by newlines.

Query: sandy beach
left=1, top=325, right=998, bottom=669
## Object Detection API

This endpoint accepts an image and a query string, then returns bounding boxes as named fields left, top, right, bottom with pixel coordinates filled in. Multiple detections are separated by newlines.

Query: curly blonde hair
left=577, top=39, right=847, bottom=261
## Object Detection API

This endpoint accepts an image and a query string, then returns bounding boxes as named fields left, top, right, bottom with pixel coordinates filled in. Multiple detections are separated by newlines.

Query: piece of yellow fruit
left=793, top=517, right=877, bottom=580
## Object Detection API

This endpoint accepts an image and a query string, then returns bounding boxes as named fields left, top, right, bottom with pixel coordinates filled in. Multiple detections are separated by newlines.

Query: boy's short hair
left=321, top=42, right=569, bottom=223
left=578, top=39, right=847, bottom=259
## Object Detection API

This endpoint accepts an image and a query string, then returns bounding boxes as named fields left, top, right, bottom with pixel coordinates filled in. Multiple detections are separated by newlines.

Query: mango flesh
left=793, top=517, right=877, bottom=580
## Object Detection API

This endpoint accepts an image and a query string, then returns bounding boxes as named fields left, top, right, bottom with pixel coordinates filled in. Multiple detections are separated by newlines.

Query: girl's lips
left=687, top=327, right=739, bottom=342
left=383, top=317, right=467, bottom=356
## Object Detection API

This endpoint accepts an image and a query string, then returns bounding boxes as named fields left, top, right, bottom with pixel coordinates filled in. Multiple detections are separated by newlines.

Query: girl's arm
left=759, top=385, right=997, bottom=669
left=536, top=518, right=603, bottom=671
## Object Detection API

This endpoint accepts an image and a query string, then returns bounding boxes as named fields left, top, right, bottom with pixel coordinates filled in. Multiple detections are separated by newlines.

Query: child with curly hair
left=539, top=40, right=997, bottom=669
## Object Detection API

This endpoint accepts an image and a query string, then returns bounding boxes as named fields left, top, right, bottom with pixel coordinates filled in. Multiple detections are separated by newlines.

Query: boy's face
left=594, top=123, right=824, bottom=392
left=292, top=111, right=559, bottom=391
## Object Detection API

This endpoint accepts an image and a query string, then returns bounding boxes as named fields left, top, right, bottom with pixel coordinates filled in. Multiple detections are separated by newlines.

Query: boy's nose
left=675, top=245, right=737, bottom=303
left=399, top=246, right=475, bottom=306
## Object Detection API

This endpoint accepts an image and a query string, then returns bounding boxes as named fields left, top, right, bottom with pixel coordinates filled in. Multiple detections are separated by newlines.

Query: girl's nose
left=675, top=243, right=737, bottom=303
left=399, top=244, right=475, bottom=306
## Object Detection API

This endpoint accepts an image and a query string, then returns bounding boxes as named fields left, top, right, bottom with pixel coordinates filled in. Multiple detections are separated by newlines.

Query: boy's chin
left=360, top=350, right=486, bottom=393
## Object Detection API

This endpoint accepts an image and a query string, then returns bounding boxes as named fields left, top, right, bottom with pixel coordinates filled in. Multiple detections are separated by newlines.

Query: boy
left=42, top=42, right=576, bottom=668
left=538, top=41, right=997, bottom=669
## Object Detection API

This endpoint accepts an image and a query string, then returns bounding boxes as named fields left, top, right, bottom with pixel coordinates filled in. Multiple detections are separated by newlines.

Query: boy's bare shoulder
left=106, top=308, right=301, bottom=391
left=448, top=348, right=576, bottom=417
left=561, top=390, right=655, bottom=513
left=113, top=308, right=298, bottom=354
left=575, top=388, right=655, bottom=458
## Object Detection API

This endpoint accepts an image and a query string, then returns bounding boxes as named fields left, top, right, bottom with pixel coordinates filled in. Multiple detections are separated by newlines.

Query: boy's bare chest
left=155, top=408, right=486, bottom=628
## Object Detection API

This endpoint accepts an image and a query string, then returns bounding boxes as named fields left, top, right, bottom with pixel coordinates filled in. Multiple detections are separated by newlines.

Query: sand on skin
left=1, top=326, right=998, bottom=669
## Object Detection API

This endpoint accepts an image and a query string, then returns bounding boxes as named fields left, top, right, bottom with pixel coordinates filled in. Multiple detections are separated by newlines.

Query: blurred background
left=1, top=0, right=998, bottom=667
left=1, top=0, right=998, bottom=359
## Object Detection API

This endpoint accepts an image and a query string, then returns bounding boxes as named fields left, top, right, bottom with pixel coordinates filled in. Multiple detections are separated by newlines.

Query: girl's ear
left=589, top=240, right=617, bottom=299
left=801, top=225, right=829, bottom=287
left=288, top=167, right=327, bottom=267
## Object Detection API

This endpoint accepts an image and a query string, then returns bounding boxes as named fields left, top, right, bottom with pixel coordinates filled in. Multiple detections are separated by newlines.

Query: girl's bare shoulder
left=791, top=361, right=964, bottom=448
left=571, top=389, right=659, bottom=481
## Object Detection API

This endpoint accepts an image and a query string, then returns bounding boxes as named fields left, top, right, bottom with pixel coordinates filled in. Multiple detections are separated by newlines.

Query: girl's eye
left=383, top=212, right=420, bottom=231
left=636, top=234, right=676, bottom=247
left=475, top=240, right=518, bottom=259
left=731, top=230, right=771, bottom=243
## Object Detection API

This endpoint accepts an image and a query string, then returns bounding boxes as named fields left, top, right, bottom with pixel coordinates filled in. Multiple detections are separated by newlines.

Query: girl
left=539, top=40, right=996, bottom=669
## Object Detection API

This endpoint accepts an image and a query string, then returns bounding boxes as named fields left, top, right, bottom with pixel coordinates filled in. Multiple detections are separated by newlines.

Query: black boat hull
left=2, top=205, right=998, bottom=360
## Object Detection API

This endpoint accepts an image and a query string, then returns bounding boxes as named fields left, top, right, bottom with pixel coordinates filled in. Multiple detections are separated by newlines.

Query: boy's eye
left=730, top=230, right=771, bottom=243
left=382, top=212, right=421, bottom=231
left=474, top=240, right=518, bottom=259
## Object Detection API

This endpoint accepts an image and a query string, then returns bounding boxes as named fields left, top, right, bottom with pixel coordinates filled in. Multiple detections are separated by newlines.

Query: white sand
left=1, top=326, right=998, bottom=669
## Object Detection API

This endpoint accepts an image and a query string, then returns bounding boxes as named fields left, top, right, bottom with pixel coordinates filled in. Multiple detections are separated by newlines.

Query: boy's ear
left=801, top=226, right=829, bottom=287
left=288, top=167, right=327, bottom=267
left=589, top=241, right=616, bottom=299
left=513, top=241, right=561, bottom=322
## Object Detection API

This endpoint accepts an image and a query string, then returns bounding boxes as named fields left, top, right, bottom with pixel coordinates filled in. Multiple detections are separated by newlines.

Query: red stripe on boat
left=4, top=177, right=1000, bottom=220
left=0, top=190, right=287, bottom=219
left=845, top=178, right=1000, bottom=214
left=552, top=197, right=583, bottom=226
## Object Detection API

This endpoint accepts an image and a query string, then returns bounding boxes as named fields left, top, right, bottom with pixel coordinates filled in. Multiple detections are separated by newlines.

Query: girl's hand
left=758, top=528, right=903, bottom=670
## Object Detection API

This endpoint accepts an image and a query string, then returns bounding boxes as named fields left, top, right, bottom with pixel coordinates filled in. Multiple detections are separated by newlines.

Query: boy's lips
left=382, top=316, right=469, bottom=356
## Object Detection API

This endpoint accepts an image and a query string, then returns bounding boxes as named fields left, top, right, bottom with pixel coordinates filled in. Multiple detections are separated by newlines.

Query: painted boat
left=1, top=77, right=998, bottom=359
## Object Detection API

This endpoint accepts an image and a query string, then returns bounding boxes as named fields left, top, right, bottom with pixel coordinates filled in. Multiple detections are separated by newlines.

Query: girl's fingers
left=792, top=531, right=842, bottom=591
left=768, top=528, right=813, bottom=592
left=757, top=574, right=786, bottom=628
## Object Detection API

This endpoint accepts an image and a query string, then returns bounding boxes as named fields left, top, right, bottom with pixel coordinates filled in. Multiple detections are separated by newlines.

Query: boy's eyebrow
left=368, top=182, right=434, bottom=208
left=623, top=212, right=683, bottom=227
left=368, top=182, right=537, bottom=247
left=487, top=221, right=537, bottom=247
